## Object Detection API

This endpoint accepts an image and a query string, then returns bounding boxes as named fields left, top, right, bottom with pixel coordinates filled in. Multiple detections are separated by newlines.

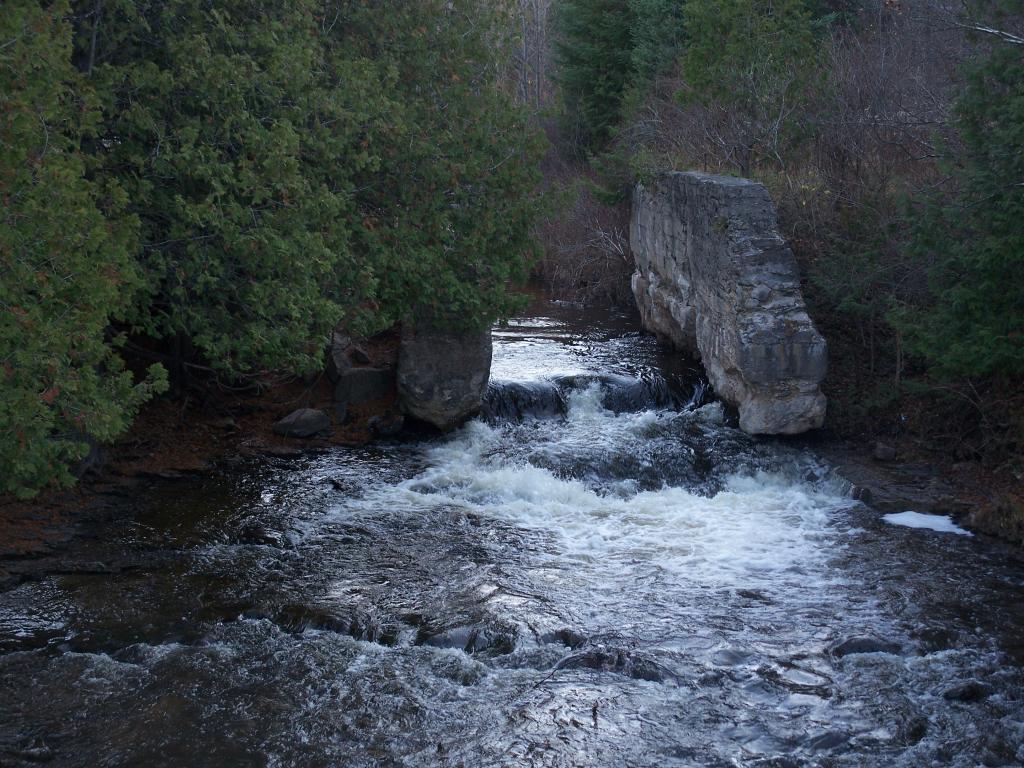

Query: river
left=2, top=299, right=1023, bottom=767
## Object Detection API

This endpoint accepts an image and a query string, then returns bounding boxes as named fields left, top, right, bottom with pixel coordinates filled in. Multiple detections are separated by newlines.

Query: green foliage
left=0, top=0, right=165, bottom=497
left=1, top=0, right=542, bottom=497
left=554, top=0, right=635, bottom=151
left=84, top=0, right=395, bottom=376
left=900, top=42, right=1024, bottom=378
left=81, top=0, right=543, bottom=374
left=339, top=1, right=546, bottom=331
left=679, top=0, right=820, bottom=174
left=629, top=0, right=685, bottom=83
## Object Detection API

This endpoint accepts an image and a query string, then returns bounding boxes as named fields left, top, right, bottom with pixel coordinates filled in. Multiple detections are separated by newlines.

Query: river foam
left=883, top=511, right=973, bottom=536
left=353, top=382, right=855, bottom=593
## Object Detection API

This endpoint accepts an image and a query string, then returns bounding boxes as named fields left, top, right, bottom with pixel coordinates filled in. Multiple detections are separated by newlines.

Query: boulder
left=273, top=408, right=330, bottom=438
left=397, top=325, right=492, bottom=430
left=348, top=345, right=371, bottom=365
left=334, top=368, right=395, bottom=406
left=631, top=172, right=827, bottom=435
left=325, top=332, right=353, bottom=383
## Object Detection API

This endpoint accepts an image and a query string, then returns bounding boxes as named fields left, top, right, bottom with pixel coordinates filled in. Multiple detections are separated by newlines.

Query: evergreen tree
left=79, top=0, right=543, bottom=378
left=629, top=0, right=685, bottom=84
left=0, top=0, right=165, bottom=497
left=338, top=0, right=546, bottom=332
left=81, top=0, right=390, bottom=378
left=901, top=41, right=1024, bottom=378
left=554, top=0, right=635, bottom=151
left=1, top=0, right=543, bottom=497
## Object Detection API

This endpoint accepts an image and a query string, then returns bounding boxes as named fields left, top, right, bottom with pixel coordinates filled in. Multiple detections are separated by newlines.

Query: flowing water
left=2, top=300, right=1024, bottom=767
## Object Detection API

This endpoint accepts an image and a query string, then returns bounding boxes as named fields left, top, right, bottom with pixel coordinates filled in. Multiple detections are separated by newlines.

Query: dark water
left=2, top=300, right=1023, bottom=767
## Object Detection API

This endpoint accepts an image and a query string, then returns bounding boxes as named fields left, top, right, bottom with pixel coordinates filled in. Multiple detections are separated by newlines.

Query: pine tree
left=901, top=41, right=1024, bottom=378
left=554, top=0, right=635, bottom=152
left=0, top=0, right=165, bottom=497
left=629, top=0, right=685, bottom=85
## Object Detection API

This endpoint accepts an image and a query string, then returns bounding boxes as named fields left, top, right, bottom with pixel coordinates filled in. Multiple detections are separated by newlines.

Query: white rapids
left=385, top=384, right=851, bottom=590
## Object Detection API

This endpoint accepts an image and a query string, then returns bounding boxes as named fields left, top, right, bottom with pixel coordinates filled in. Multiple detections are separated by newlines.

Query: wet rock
left=420, top=624, right=516, bottom=655
left=420, top=625, right=473, bottom=649
left=481, top=380, right=566, bottom=423
left=829, top=636, right=902, bottom=657
left=266, top=604, right=402, bottom=645
left=237, top=523, right=285, bottom=547
left=272, top=408, right=330, bottom=438
left=274, top=605, right=354, bottom=635
left=333, top=400, right=349, bottom=423
left=697, top=670, right=725, bottom=686
left=556, top=646, right=677, bottom=683
left=368, top=412, right=405, bottom=438
left=541, top=628, right=587, bottom=649
left=756, top=663, right=832, bottom=697
left=349, top=345, right=371, bottom=365
left=11, top=739, right=54, bottom=763
left=256, top=443, right=305, bottom=458
left=397, top=324, right=492, bottom=430
left=816, top=444, right=971, bottom=516
left=334, top=367, right=395, bottom=406
left=943, top=680, right=992, bottom=703
left=328, top=477, right=363, bottom=496
left=873, top=442, right=897, bottom=462
left=807, top=731, right=848, bottom=752
left=631, top=172, right=827, bottom=434
left=852, top=485, right=873, bottom=504
left=746, top=759, right=803, bottom=768
left=736, top=588, right=773, bottom=603
left=325, top=332, right=353, bottom=383
left=899, top=715, right=929, bottom=745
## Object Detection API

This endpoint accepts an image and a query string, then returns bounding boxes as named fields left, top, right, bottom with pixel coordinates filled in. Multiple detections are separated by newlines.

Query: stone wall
left=631, top=172, right=827, bottom=435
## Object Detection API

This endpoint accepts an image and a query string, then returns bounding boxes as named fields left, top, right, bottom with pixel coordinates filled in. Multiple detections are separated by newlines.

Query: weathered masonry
left=630, top=172, right=828, bottom=435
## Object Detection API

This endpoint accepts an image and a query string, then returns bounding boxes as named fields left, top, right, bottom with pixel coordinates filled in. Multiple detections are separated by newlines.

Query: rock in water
left=942, top=680, right=992, bottom=703
left=829, top=636, right=902, bottom=657
left=272, top=408, right=330, bottom=438
left=873, top=442, right=897, bottom=462
left=397, top=325, right=492, bottom=430
left=631, top=172, right=827, bottom=435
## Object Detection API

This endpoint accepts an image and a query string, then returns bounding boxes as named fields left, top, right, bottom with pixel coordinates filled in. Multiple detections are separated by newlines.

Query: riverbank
left=798, top=435, right=1023, bottom=546
left=0, top=332, right=402, bottom=568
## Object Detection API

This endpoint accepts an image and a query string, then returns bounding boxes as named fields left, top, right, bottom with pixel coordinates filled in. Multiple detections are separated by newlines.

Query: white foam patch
left=883, top=511, right=973, bottom=536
